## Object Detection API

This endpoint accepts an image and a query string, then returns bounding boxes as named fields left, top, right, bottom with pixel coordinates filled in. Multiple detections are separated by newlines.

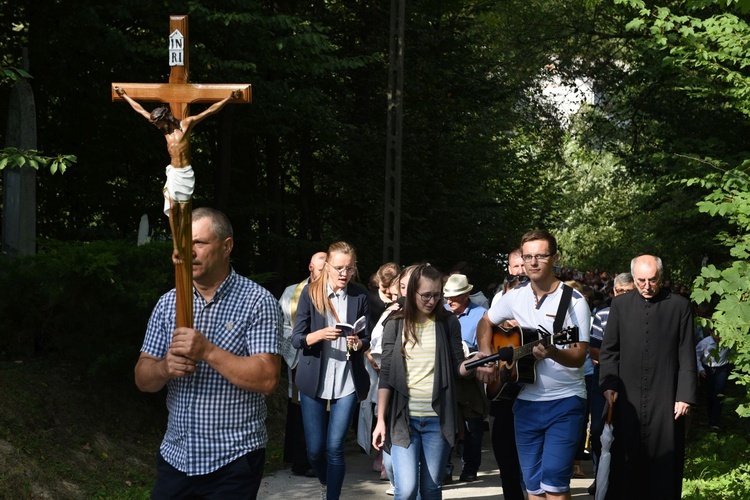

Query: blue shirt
left=695, top=336, right=730, bottom=369
left=445, top=300, right=487, bottom=350
left=141, top=269, right=282, bottom=476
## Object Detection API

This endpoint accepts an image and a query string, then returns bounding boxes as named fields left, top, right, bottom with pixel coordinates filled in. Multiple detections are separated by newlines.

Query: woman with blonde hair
left=292, top=242, right=371, bottom=499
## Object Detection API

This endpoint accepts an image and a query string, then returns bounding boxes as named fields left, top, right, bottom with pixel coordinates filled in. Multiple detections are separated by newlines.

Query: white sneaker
left=386, top=486, right=395, bottom=496
left=320, top=484, right=327, bottom=500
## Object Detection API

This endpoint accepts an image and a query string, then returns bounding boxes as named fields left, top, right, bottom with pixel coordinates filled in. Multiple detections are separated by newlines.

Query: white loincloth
left=163, top=165, right=195, bottom=216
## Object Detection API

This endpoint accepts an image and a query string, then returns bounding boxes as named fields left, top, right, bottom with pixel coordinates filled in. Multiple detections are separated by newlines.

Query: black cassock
left=599, top=288, right=697, bottom=500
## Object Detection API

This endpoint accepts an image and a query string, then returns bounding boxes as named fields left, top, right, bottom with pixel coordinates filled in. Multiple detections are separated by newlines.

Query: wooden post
left=111, top=16, right=251, bottom=328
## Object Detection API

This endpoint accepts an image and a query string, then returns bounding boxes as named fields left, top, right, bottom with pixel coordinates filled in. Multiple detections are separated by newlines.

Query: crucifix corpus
left=112, top=15, right=251, bottom=328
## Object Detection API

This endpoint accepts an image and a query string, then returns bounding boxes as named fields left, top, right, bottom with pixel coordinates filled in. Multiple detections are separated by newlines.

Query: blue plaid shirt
left=141, top=269, right=281, bottom=476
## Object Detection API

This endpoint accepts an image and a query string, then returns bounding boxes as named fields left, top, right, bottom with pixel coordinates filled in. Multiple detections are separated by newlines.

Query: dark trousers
left=461, top=416, right=485, bottom=475
left=491, top=399, right=524, bottom=500
left=575, top=373, right=594, bottom=460
left=152, top=448, right=265, bottom=500
left=283, top=398, right=312, bottom=474
left=704, top=364, right=730, bottom=426
left=589, top=365, right=607, bottom=472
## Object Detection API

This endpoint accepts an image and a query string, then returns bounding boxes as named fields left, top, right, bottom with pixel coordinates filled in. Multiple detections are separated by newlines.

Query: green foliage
left=683, top=428, right=750, bottom=498
left=690, top=168, right=750, bottom=416
left=0, top=239, right=174, bottom=382
left=0, top=66, right=31, bottom=85
left=0, top=147, right=76, bottom=174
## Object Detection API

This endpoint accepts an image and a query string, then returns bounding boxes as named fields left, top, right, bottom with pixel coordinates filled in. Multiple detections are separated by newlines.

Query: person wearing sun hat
left=443, top=273, right=488, bottom=484
left=443, top=274, right=485, bottom=349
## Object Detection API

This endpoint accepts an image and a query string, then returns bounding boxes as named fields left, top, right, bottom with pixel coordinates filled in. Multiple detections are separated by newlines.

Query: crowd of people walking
left=133, top=208, right=729, bottom=500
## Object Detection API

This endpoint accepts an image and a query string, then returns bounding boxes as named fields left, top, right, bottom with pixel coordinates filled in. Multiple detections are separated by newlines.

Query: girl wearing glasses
left=372, top=264, right=473, bottom=499
left=291, top=242, right=371, bottom=500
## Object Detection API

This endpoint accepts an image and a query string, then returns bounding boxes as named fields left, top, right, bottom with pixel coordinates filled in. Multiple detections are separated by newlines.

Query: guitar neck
left=513, top=335, right=554, bottom=361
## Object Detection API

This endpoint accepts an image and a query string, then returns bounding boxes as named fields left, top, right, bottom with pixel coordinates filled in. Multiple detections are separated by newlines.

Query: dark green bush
left=0, top=239, right=174, bottom=385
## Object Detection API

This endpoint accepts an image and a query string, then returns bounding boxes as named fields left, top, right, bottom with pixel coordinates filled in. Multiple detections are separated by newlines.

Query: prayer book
left=336, top=315, right=367, bottom=337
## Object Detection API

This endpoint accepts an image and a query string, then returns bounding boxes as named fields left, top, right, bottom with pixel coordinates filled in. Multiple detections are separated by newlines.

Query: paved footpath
left=258, top=427, right=596, bottom=499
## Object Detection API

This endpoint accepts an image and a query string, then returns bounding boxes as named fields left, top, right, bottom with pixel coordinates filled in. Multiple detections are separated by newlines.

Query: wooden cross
left=111, top=15, right=251, bottom=328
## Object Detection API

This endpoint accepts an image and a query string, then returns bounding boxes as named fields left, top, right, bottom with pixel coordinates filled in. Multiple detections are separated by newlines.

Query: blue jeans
left=300, top=391, right=358, bottom=500
left=383, top=449, right=394, bottom=483
left=390, top=416, right=451, bottom=500
left=513, top=396, right=586, bottom=496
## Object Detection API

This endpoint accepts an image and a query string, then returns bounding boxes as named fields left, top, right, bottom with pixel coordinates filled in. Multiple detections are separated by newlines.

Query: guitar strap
left=553, top=283, right=573, bottom=334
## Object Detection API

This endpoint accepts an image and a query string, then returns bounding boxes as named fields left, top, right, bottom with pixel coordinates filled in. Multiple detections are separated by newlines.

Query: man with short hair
left=135, top=207, right=282, bottom=499
left=477, top=230, right=591, bottom=500
left=599, top=255, right=697, bottom=499
left=491, top=248, right=525, bottom=307
left=485, top=248, right=528, bottom=500
left=443, top=274, right=488, bottom=483
left=475, top=230, right=590, bottom=500
left=585, top=272, right=634, bottom=495
left=279, top=252, right=327, bottom=477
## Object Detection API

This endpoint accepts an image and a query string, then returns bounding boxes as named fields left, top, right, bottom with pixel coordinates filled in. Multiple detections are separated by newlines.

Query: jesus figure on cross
left=115, top=86, right=241, bottom=265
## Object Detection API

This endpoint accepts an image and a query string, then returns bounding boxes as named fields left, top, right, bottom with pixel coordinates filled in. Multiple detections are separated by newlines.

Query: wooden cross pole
left=111, top=15, right=251, bottom=328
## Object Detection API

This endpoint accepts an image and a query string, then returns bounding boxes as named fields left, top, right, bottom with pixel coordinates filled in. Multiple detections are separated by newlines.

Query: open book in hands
left=336, top=315, right=367, bottom=337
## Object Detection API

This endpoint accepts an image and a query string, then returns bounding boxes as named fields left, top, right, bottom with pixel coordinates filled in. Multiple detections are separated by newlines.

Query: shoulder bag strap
left=553, top=283, right=573, bottom=334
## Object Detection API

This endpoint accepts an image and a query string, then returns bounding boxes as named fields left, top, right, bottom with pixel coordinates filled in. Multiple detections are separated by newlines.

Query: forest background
left=1, top=0, right=749, bottom=498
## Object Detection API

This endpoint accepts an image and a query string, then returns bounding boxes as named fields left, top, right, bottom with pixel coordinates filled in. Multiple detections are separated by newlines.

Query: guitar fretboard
left=513, top=336, right=554, bottom=361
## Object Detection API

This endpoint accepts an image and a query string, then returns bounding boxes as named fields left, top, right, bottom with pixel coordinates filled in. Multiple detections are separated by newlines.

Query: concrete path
left=258, top=429, right=596, bottom=499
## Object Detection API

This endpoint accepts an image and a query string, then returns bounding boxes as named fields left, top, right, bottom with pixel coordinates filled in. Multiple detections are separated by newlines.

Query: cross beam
left=111, top=15, right=251, bottom=328
left=111, top=83, right=251, bottom=105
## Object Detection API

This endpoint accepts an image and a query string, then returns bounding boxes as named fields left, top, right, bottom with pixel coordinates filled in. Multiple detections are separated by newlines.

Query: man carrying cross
left=136, top=207, right=282, bottom=499
left=115, top=86, right=240, bottom=263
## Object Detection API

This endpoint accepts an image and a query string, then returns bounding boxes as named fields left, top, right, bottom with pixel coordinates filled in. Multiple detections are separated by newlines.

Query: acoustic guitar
left=465, top=324, right=580, bottom=401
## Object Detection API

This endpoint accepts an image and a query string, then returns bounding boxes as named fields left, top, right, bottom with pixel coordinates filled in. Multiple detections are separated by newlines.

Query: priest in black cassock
left=599, top=254, right=697, bottom=500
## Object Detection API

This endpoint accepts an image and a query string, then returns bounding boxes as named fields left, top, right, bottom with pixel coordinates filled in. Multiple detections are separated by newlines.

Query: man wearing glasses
left=474, top=230, right=590, bottom=500
left=598, top=255, right=697, bottom=499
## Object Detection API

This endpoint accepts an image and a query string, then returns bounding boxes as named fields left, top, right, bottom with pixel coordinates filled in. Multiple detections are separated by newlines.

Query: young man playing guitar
left=473, top=230, right=590, bottom=500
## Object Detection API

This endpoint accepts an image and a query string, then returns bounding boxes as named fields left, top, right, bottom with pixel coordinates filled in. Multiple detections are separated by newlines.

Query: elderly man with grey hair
left=599, top=255, right=698, bottom=499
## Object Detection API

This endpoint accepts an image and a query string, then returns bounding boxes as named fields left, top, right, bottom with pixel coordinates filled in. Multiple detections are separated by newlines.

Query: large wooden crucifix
left=111, top=15, right=251, bottom=328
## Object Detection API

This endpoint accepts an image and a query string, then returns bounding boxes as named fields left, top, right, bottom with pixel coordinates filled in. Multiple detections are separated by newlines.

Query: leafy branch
left=688, top=168, right=750, bottom=417
left=0, top=66, right=32, bottom=85
left=1, top=66, right=75, bottom=175
left=0, top=147, right=76, bottom=175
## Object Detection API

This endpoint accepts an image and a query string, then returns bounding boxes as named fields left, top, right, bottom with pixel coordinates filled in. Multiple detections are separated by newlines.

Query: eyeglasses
left=521, top=253, right=552, bottom=262
left=417, top=292, right=442, bottom=303
left=327, top=263, right=357, bottom=275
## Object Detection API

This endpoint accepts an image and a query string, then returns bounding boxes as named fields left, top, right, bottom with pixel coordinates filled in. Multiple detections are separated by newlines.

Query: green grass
left=6, top=353, right=746, bottom=499
left=0, top=356, right=289, bottom=499
left=682, top=378, right=750, bottom=499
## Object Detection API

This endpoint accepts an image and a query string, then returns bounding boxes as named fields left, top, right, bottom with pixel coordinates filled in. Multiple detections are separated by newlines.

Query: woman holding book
left=372, top=263, right=472, bottom=500
left=291, top=241, right=371, bottom=500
